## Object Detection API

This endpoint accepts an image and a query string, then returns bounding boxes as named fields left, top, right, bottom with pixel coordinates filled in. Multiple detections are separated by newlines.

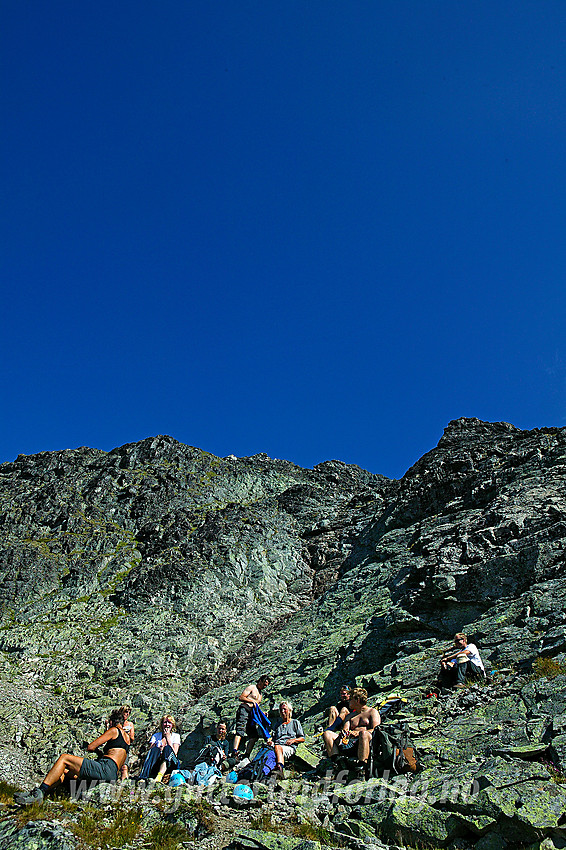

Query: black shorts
left=78, top=756, right=119, bottom=782
left=235, top=704, right=253, bottom=737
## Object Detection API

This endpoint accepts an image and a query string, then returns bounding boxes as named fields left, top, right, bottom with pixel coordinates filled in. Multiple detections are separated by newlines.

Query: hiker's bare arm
left=87, top=728, right=118, bottom=752
left=441, top=644, right=461, bottom=659
left=287, top=735, right=305, bottom=746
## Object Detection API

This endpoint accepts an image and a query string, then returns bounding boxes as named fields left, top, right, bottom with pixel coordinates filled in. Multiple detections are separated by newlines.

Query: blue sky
left=2, top=1, right=566, bottom=479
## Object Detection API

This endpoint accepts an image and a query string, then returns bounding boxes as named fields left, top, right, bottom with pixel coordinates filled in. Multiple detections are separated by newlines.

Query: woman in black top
left=14, top=707, right=132, bottom=806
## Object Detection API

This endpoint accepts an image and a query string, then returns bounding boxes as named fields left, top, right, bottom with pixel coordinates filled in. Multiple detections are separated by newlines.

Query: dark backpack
left=370, top=721, right=418, bottom=776
left=238, top=745, right=277, bottom=783
left=190, top=742, right=225, bottom=770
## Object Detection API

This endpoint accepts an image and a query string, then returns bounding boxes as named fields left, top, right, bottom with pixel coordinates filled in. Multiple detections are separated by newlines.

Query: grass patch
left=292, top=820, right=334, bottom=844
left=531, top=656, right=566, bottom=680
left=15, top=800, right=49, bottom=826
left=70, top=805, right=142, bottom=847
left=544, top=761, right=566, bottom=784
left=0, top=780, right=19, bottom=805
left=184, top=797, right=215, bottom=833
left=251, top=809, right=333, bottom=844
left=146, top=822, right=192, bottom=850
left=250, top=809, right=287, bottom=834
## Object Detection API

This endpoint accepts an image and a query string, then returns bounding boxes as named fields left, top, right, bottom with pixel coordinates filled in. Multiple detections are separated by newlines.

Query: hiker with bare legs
left=231, top=674, right=271, bottom=760
left=327, top=685, right=351, bottom=729
left=15, top=707, right=132, bottom=806
left=270, top=701, right=304, bottom=778
left=323, top=687, right=380, bottom=779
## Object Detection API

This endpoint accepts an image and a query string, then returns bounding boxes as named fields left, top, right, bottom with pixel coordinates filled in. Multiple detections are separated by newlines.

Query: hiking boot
left=269, top=765, right=285, bottom=780
left=350, top=762, right=368, bottom=781
left=14, top=787, right=44, bottom=806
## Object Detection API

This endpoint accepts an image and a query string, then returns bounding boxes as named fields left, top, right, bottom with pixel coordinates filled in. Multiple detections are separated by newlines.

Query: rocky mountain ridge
left=1, top=417, right=566, bottom=849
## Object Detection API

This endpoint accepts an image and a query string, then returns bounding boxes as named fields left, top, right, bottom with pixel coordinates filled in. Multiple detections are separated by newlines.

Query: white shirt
left=464, top=643, right=484, bottom=671
left=150, top=731, right=181, bottom=748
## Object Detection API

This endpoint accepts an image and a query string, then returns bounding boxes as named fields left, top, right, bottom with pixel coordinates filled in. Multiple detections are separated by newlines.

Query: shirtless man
left=322, top=687, right=380, bottom=776
left=231, top=673, right=270, bottom=759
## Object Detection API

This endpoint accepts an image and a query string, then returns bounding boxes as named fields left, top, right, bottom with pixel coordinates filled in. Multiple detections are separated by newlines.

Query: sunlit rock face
left=2, top=419, right=566, bottom=849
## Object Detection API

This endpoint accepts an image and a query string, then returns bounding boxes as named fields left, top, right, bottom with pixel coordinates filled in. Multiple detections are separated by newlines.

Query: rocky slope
left=1, top=418, right=566, bottom=849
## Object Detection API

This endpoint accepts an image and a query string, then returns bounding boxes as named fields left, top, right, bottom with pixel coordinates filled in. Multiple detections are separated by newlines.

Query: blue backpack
left=238, top=745, right=277, bottom=782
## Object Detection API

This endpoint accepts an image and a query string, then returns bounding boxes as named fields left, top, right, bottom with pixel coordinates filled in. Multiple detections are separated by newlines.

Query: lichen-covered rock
left=0, top=820, right=76, bottom=850
left=2, top=419, right=566, bottom=849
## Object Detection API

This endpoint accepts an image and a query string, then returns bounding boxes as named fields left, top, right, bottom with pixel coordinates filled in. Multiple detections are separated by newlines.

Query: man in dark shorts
left=231, top=674, right=270, bottom=759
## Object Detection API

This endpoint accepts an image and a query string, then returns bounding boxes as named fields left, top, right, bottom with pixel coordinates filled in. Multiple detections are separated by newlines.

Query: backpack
left=189, top=742, right=225, bottom=770
left=237, top=745, right=277, bottom=783
left=175, top=762, right=222, bottom=788
left=378, top=694, right=407, bottom=720
left=370, top=721, right=418, bottom=776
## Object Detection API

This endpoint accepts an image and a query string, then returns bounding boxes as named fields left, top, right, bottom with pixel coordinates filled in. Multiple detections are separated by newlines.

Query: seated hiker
left=117, top=705, right=134, bottom=780
left=439, top=633, right=485, bottom=688
left=327, top=685, right=351, bottom=729
left=203, top=720, right=230, bottom=769
left=14, top=707, right=132, bottom=806
left=139, top=714, right=181, bottom=783
left=270, top=701, right=305, bottom=778
left=322, top=687, right=380, bottom=778
left=231, top=673, right=271, bottom=759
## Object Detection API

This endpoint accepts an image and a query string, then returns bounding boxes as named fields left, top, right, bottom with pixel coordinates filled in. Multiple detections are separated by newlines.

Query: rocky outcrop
left=1, top=418, right=566, bottom=849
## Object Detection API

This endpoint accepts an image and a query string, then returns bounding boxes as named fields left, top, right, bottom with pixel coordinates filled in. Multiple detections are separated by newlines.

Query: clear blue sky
left=2, top=1, right=566, bottom=479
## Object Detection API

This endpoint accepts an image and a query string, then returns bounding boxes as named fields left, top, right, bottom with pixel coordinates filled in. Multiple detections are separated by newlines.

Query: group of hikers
left=14, top=632, right=485, bottom=805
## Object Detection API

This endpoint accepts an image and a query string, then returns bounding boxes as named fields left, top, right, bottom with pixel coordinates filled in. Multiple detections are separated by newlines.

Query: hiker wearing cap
left=440, top=633, right=485, bottom=688
left=231, top=674, right=271, bottom=760
left=323, top=687, right=380, bottom=779
left=327, top=685, right=351, bottom=729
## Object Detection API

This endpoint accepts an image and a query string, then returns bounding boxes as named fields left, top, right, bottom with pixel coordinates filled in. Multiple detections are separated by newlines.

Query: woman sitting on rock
left=14, top=707, right=132, bottom=806
left=138, top=714, right=181, bottom=783
left=118, top=705, right=134, bottom=779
